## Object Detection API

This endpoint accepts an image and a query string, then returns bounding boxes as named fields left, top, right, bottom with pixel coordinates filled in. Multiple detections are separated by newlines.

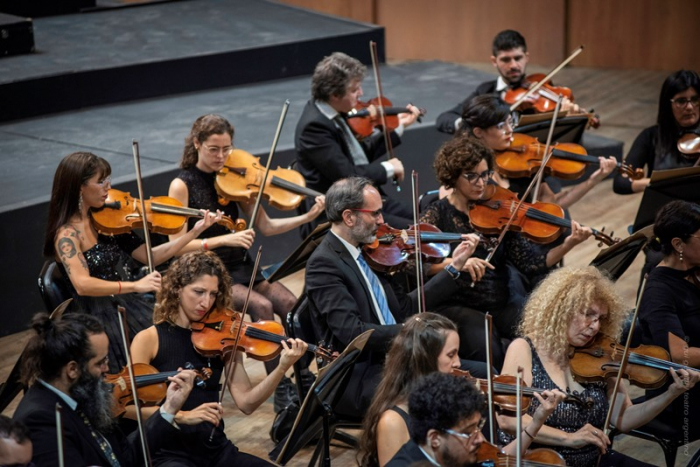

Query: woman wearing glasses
left=44, top=151, right=219, bottom=372
left=358, top=312, right=565, bottom=467
left=419, top=135, right=591, bottom=369
left=168, top=114, right=325, bottom=375
left=613, top=70, right=699, bottom=195
left=463, top=94, right=617, bottom=209
left=497, top=266, right=699, bottom=467
left=638, top=200, right=700, bottom=442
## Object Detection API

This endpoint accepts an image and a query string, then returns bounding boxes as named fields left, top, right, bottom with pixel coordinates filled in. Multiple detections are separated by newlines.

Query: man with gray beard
left=13, top=312, right=196, bottom=467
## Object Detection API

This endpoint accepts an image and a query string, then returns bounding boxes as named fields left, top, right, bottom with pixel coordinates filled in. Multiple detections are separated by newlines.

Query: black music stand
left=265, top=222, right=330, bottom=282
left=272, top=330, right=373, bottom=467
left=632, top=166, right=700, bottom=232
left=589, top=226, right=654, bottom=281
left=515, top=113, right=589, bottom=144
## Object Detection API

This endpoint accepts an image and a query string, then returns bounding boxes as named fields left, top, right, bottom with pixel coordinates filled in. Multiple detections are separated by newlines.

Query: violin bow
left=596, top=275, right=649, bottom=466
left=132, top=140, right=155, bottom=273
left=509, top=45, right=584, bottom=112
left=516, top=366, right=524, bottom=467
left=117, top=305, right=153, bottom=466
left=531, top=95, right=564, bottom=203
left=411, top=171, right=426, bottom=313
left=55, top=402, right=65, bottom=467
left=484, top=313, right=496, bottom=443
left=369, top=40, right=401, bottom=192
left=249, top=101, right=290, bottom=231
left=210, top=246, right=263, bottom=442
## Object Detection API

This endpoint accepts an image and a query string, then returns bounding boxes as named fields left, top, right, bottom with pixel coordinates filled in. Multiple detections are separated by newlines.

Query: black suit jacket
left=435, top=79, right=498, bottom=134
left=13, top=383, right=176, bottom=467
left=305, top=232, right=458, bottom=416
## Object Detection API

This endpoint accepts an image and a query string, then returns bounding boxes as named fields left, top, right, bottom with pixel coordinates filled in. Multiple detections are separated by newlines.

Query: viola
left=569, top=335, right=700, bottom=389
left=476, top=440, right=566, bottom=466
left=345, top=97, right=426, bottom=139
left=678, top=131, right=700, bottom=160
left=215, top=149, right=323, bottom=211
left=91, top=188, right=246, bottom=236
left=190, top=308, right=334, bottom=362
left=469, top=184, right=618, bottom=246
left=503, top=73, right=573, bottom=114
left=106, top=362, right=212, bottom=417
left=452, top=368, right=590, bottom=414
left=362, top=223, right=478, bottom=274
left=496, top=134, right=643, bottom=181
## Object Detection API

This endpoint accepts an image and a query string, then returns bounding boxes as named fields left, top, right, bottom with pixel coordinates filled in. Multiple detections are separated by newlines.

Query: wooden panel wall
left=277, top=0, right=700, bottom=70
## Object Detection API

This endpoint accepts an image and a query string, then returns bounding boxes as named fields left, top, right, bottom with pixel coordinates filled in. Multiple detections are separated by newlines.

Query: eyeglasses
left=444, top=418, right=486, bottom=442
left=201, top=143, right=233, bottom=156
left=95, top=176, right=111, bottom=187
left=462, top=170, right=493, bottom=184
left=96, top=355, right=110, bottom=368
left=670, top=96, right=700, bottom=108
left=495, top=118, right=514, bottom=133
left=580, top=311, right=607, bottom=325
left=349, top=208, right=383, bottom=218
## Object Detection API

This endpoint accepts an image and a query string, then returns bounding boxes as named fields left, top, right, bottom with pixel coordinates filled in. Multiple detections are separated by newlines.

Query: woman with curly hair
left=129, top=251, right=307, bottom=466
left=497, top=266, right=700, bottom=467
left=638, top=200, right=700, bottom=441
left=359, top=312, right=564, bottom=467
left=420, top=134, right=591, bottom=368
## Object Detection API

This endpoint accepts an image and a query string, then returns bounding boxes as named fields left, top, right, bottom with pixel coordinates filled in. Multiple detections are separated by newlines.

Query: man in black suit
left=13, top=312, right=196, bottom=467
left=305, top=176, right=478, bottom=417
left=294, top=52, right=421, bottom=236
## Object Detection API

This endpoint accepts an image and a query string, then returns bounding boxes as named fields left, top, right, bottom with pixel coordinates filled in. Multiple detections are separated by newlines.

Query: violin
left=106, top=362, right=212, bottom=417
left=452, top=368, right=590, bottom=413
left=345, top=97, right=426, bottom=139
left=362, top=223, right=478, bottom=274
left=504, top=74, right=573, bottom=114
left=496, top=134, right=644, bottom=181
left=678, top=131, right=700, bottom=160
left=469, top=184, right=619, bottom=246
left=190, top=308, right=334, bottom=362
left=215, top=149, right=323, bottom=211
left=91, top=188, right=246, bottom=235
left=569, top=335, right=700, bottom=389
left=476, top=440, right=566, bottom=466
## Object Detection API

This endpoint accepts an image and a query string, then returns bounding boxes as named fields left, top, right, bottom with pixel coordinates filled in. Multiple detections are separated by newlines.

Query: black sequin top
left=419, top=197, right=549, bottom=310
left=498, top=338, right=608, bottom=467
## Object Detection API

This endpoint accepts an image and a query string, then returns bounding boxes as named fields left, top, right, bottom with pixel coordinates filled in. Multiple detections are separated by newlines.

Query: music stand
left=589, top=226, right=654, bottom=281
left=272, top=330, right=373, bottom=467
left=265, top=222, right=330, bottom=282
left=632, top=166, right=700, bottom=232
left=515, top=113, right=588, bottom=144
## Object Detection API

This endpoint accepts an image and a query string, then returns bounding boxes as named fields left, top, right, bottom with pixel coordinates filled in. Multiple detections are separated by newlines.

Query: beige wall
left=278, top=0, right=699, bottom=71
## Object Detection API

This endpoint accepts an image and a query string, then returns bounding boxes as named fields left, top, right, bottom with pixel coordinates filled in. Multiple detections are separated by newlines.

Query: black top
left=419, top=197, right=548, bottom=311
left=435, top=79, right=498, bottom=134
left=498, top=338, right=608, bottom=467
left=639, top=266, right=700, bottom=438
left=384, top=439, right=429, bottom=467
left=613, top=125, right=696, bottom=194
left=389, top=405, right=410, bottom=429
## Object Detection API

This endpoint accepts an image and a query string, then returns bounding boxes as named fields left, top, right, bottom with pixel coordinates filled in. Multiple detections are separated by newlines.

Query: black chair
left=272, top=330, right=372, bottom=467
left=37, top=260, right=72, bottom=313
left=418, top=189, right=439, bottom=213
left=287, top=293, right=325, bottom=400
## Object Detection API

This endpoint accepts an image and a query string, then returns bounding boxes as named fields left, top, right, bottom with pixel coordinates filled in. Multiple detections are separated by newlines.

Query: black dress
left=639, top=266, right=700, bottom=441
left=149, top=322, right=273, bottom=467
left=176, top=167, right=262, bottom=284
left=62, top=232, right=153, bottom=373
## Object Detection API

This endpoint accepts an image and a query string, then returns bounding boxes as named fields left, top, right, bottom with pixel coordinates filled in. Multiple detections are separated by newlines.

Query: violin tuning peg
left=183, top=362, right=195, bottom=370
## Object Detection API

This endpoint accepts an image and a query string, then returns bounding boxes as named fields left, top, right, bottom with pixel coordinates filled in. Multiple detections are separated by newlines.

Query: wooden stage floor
left=2, top=64, right=698, bottom=466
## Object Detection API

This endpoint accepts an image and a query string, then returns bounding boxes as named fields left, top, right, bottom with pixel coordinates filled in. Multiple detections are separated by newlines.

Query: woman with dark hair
left=638, top=200, right=700, bottom=440
left=614, top=70, right=700, bottom=194
left=420, top=135, right=591, bottom=369
left=359, top=312, right=564, bottom=467
left=44, top=151, right=218, bottom=372
left=462, top=94, right=617, bottom=208
left=169, top=114, right=325, bottom=374
left=130, top=250, right=307, bottom=466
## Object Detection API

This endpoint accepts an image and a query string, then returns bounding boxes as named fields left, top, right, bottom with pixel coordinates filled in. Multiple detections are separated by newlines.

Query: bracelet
left=523, top=427, right=535, bottom=440
left=201, top=239, right=209, bottom=251
left=117, top=281, right=122, bottom=294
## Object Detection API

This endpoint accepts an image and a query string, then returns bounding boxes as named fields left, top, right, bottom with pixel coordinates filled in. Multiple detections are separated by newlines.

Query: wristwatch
left=444, top=263, right=460, bottom=280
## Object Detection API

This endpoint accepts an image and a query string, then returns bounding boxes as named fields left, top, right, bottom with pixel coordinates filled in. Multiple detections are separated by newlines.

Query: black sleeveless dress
left=62, top=231, right=153, bottom=373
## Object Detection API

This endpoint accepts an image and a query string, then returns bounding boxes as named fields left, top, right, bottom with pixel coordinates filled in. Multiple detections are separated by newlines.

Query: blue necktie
left=357, top=253, right=396, bottom=325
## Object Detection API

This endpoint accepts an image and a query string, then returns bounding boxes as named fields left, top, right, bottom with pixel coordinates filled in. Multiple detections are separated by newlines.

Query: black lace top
left=497, top=338, right=608, bottom=467
left=420, top=197, right=548, bottom=310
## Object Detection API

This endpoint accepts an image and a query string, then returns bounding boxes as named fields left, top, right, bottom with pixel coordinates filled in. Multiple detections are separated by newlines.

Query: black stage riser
left=0, top=29, right=384, bottom=123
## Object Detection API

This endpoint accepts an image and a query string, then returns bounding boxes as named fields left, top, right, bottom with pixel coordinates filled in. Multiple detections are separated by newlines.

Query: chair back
left=37, top=260, right=72, bottom=313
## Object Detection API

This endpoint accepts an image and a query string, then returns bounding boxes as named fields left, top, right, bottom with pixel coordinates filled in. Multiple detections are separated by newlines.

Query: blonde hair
left=518, top=266, right=628, bottom=365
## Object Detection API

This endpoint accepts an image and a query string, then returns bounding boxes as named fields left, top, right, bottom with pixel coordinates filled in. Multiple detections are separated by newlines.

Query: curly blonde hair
left=153, top=251, right=232, bottom=325
left=518, top=266, right=628, bottom=365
